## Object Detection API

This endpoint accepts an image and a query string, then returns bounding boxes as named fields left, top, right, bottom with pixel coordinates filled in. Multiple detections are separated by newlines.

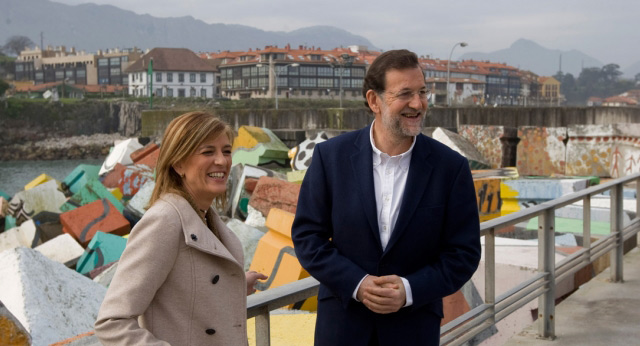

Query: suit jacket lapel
left=384, top=134, right=433, bottom=254
left=350, top=125, right=383, bottom=250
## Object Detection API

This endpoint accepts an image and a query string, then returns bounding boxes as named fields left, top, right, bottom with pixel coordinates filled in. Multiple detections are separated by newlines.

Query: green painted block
left=76, top=231, right=127, bottom=275
left=286, top=170, right=306, bottom=184
left=62, top=164, right=102, bottom=195
left=4, top=215, right=16, bottom=231
left=0, top=190, right=10, bottom=200
left=526, top=217, right=611, bottom=236
left=232, top=146, right=288, bottom=167
left=60, top=178, right=125, bottom=213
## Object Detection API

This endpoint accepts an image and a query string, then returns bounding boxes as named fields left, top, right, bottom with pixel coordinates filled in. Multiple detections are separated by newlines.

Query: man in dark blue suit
left=292, top=49, right=481, bottom=345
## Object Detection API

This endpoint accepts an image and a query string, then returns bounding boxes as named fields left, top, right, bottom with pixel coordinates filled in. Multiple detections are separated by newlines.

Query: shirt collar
left=369, top=120, right=415, bottom=170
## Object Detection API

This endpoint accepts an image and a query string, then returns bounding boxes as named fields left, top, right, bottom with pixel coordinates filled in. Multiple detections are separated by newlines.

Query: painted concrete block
left=500, top=178, right=589, bottom=215
left=31, top=211, right=64, bottom=244
left=4, top=215, right=17, bottom=231
left=0, top=196, right=8, bottom=218
left=93, top=262, right=119, bottom=288
left=290, top=132, right=328, bottom=171
left=24, top=173, right=54, bottom=191
left=566, top=123, right=640, bottom=178
left=432, top=127, right=491, bottom=169
left=108, top=187, right=123, bottom=201
left=0, top=299, right=31, bottom=346
left=101, top=163, right=127, bottom=189
left=249, top=176, right=301, bottom=217
left=35, top=233, right=84, bottom=266
left=76, top=231, right=127, bottom=276
left=226, top=218, right=266, bottom=271
left=130, top=142, right=160, bottom=170
left=228, top=164, right=286, bottom=219
left=458, top=125, right=518, bottom=169
left=60, top=199, right=130, bottom=247
left=250, top=208, right=316, bottom=311
left=126, top=180, right=155, bottom=218
left=60, top=178, right=125, bottom=213
left=287, top=170, right=306, bottom=184
left=473, top=177, right=502, bottom=222
left=9, top=180, right=66, bottom=225
left=0, top=220, right=38, bottom=253
left=232, top=126, right=290, bottom=167
left=0, top=247, right=106, bottom=345
left=49, top=331, right=100, bottom=346
left=245, top=205, right=268, bottom=233
left=99, top=138, right=143, bottom=176
left=116, top=165, right=154, bottom=200
left=61, top=164, right=101, bottom=196
left=516, top=126, right=567, bottom=176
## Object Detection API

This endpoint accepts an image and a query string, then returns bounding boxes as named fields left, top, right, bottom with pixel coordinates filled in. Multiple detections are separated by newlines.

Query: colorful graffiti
left=516, top=127, right=566, bottom=176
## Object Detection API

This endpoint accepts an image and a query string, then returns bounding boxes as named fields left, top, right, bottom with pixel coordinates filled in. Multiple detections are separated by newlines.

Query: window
left=156, top=73, right=162, bottom=82
left=98, top=59, right=108, bottom=66
left=16, top=64, right=24, bottom=72
left=178, top=73, right=184, bottom=82
left=190, top=88, right=196, bottom=97
left=110, top=68, right=121, bottom=76
left=300, top=66, right=316, bottom=76
left=167, top=73, right=173, bottom=82
left=352, top=68, right=365, bottom=77
left=318, top=67, right=333, bottom=76
left=167, top=88, right=174, bottom=97
left=318, top=78, right=333, bottom=88
left=55, top=71, right=64, bottom=80
left=35, top=72, right=43, bottom=80
left=200, top=73, right=206, bottom=83
left=65, top=70, right=74, bottom=78
left=178, top=88, right=185, bottom=97
left=352, top=79, right=363, bottom=88
left=190, top=73, right=196, bottom=83
left=277, top=77, right=288, bottom=87
left=300, top=78, right=316, bottom=87
left=242, top=67, right=251, bottom=77
left=200, top=88, right=206, bottom=98
left=77, top=70, right=86, bottom=78
left=110, top=57, right=120, bottom=65
left=156, top=88, right=163, bottom=97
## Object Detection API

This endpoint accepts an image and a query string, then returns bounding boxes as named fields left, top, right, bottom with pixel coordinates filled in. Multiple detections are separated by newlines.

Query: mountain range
left=0, top=0, right=377, bottom=54
left=2, top=0, right=639, bottom=80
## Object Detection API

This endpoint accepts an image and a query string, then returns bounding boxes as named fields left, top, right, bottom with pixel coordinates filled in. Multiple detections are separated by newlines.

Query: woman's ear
left=172, top=162, right=183, bottom=177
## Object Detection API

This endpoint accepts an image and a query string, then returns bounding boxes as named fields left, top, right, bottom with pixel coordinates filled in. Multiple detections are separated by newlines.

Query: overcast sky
left=53, top=0, right=640, bottom=68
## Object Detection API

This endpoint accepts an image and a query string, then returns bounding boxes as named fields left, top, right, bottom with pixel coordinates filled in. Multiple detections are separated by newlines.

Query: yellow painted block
left=286, top=170, right=306, bottom=184
left=499, top=182, right=522, bottom=216
left=24, top=174, right=54, bottom=191
left=250, top=208, right=317, bottom=311
left=247, top=313, right=316, bottom=346
left=473, top=177, right=501, bottom=222
left=0, top=316, right=30, bottom=346
left=232, top=126, right=271, bottom=152
left=108, top=187, right=123, bottom=200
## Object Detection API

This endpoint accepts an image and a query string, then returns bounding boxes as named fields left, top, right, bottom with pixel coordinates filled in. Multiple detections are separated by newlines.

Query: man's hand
left=245, top=271, right=268, bottom=295
left=357, top=275, right=406, bottom=314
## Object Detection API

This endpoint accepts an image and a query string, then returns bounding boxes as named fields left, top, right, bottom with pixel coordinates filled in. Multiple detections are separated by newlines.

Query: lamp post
left=446, top=42, right=468, bottom=107
left=258, top=62, right=299, bottom=109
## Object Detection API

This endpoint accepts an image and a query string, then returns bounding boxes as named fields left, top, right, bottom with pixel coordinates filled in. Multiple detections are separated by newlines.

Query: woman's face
left=174, top=132, right=232, bottom=210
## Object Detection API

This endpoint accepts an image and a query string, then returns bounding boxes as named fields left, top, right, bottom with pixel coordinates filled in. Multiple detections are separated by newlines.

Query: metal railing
left=247, top=172, right=640, bottom=346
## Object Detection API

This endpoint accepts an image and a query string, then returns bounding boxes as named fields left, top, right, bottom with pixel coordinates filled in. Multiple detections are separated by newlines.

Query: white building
left=126, top=48, right=216, bottom=98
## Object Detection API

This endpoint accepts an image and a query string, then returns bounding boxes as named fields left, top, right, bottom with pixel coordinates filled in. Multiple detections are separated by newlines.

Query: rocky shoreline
left=1, top=133, right=131, bottom=161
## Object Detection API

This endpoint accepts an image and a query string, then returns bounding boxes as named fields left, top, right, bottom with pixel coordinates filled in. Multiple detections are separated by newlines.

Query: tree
left=2, top=35, right=34, bottom=56
left=0, top=78, right=9, bottom=97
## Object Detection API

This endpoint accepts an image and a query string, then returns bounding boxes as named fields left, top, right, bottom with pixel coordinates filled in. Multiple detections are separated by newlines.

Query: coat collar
left=161, top=193, right=243, bottom=269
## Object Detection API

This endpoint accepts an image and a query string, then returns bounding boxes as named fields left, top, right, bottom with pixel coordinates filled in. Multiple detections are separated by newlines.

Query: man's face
left=375, top=67, right=428, bottom=140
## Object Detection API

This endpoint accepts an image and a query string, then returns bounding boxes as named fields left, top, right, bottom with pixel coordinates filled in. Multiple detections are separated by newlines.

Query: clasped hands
left=356, top=275, right=406, bottom=314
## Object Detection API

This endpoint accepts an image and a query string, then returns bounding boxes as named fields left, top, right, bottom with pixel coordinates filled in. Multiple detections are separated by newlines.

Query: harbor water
left=0, top=159, right=103, bottom=197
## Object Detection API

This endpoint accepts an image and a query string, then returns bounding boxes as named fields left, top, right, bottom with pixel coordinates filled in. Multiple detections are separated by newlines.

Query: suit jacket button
left=212, top=275, right=220, bottom=284
left=191, top=234, right=198, bottom=241
left=206, top=328, right=216, bottom=335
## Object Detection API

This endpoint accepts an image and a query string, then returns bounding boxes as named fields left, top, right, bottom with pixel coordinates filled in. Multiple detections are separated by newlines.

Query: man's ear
left=366, top=90, right=382, bottom=114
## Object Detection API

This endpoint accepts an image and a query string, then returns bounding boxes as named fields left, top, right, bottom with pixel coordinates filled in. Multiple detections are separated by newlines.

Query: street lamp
left=446, top=42, right=468, bottom=107
left=330, top=54, right=354, bottom=108
left=258, top=62, right=299, bottom=110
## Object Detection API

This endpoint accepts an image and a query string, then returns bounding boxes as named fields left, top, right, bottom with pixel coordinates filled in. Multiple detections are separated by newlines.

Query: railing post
left=583, top=196, right=591, bottom=262
left=537, top=209, right=556, bottom=339
left=255, top=307, right=271, bottom=346
left=610, top=184, right=624, bottom=282
left=485, top=228, right=496, bottom=324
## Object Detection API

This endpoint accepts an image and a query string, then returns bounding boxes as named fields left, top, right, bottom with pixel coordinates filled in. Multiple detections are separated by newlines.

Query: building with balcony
left=126, top=47, right=216, bottom=98
left=207, top=45, right=367, bottom=101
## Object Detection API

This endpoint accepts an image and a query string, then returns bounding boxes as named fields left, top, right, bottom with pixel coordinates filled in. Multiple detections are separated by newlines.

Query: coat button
left=211, top=275, right=220, bottom=284
left=206, top=328, right=216, bottom=335
left=191, top=234, right=198, bottom=241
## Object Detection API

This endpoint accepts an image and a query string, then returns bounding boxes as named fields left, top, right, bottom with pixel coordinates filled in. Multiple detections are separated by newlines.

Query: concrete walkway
left=504, top=246, right=640, bottom=346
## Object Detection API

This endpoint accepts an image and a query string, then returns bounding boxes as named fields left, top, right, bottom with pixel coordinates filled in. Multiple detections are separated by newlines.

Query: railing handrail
left=247, top=172, right=640, bottom=346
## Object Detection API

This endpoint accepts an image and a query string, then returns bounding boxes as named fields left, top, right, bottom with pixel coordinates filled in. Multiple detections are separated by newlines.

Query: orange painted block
left=441, top=290, right=471, bottom=326
left=60, top=199, right=130, bottom=247
left=249, top=208, right=316, bottom=311
left=101, top=163, right=127, bottom=188
left=131, top=143, right=160, bottom=170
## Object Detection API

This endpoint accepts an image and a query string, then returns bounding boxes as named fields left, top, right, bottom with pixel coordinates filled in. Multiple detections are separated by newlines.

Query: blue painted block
left=76, top=231, right=127, bottom=275
left=62, top=164, right=101, bottom=196
left=60, top=178, right=124, bottom=213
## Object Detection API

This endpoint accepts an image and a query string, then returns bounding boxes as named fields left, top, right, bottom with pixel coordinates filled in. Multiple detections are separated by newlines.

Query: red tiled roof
left=604, top=96, right=638, bottom=105
left=126, top=48, right=215, bottom=73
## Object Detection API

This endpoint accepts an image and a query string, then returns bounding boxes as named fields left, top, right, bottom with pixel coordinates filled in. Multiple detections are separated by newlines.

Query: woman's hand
left=245, top=271, right=268, bottom=295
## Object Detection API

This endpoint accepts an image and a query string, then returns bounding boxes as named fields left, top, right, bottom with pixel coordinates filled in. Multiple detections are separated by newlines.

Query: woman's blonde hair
left=149, top=111, right=234, bottom=210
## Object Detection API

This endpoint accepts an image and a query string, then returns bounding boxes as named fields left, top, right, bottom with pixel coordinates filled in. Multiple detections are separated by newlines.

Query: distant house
left=126, top=48, right=216, bottom=98
left=602, top=96, right=638, bottom=107
left=12, top=81, right=126, bottom=99
left=587, top=96, right=603, bottom=106
left=538, top=76, right=562, bottom=106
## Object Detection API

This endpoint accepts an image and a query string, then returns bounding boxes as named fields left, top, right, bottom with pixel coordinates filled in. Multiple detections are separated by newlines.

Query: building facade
left=126, top=48, right=216, bottom=98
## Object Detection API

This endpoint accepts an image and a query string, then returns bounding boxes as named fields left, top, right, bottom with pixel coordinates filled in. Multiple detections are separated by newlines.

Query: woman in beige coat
left=95, top=111, right=266, bottom=345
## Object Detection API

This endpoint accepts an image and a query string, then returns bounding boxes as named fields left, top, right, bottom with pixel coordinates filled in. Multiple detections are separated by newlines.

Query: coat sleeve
left=406, top=158, right=481, bottom=309
left=292, top=144, right=368, bottom=306
left=94, top=202, right=182, bottom=346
